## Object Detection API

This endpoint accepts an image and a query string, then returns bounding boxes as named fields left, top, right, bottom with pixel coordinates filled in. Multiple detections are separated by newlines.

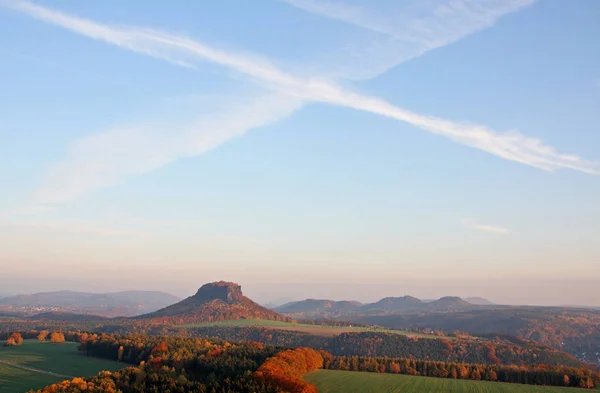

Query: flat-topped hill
left=137, top=281, right=292, bottom=324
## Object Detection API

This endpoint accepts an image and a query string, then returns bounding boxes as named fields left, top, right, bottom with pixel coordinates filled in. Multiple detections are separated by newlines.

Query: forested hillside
left=357, top=307, right=600, bottom=366
left=21, top=333, right=599, bottom=392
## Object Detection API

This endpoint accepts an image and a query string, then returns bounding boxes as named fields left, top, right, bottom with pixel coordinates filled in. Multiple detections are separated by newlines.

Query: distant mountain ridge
left=137, top=281, right=292, bottom=324
left=0, top=290, right=181, bottom=317
left=275, top=295, right=479, bottom=316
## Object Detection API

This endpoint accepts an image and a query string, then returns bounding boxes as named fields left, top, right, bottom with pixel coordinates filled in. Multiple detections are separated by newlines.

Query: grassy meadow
left=305, top=370, right=591, bottom=393
left=0, top=340, right=125, bottom=393
left=180, top=318, right=441, bottom=338
left=0, top=362, right=62, bottom=393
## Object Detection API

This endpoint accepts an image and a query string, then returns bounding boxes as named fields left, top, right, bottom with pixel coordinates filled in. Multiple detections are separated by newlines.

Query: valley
left=1, top=281, right=598, bottom=393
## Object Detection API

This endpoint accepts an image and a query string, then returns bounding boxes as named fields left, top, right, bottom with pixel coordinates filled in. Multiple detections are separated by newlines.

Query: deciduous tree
left=37, top=330, right=49, bottom=342
left=6, top=333, right=23, bottom=346
left=50, top=332, right=65, bottom=344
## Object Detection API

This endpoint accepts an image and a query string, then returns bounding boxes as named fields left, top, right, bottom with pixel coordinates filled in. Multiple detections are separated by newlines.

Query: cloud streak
left=32, top=93, right=301, bottom=204
left=3, top=0, right=599, bottom=205
left=461, top=218, right=509, bottom=234
left=284, top=0, right=535, bottom=40
left=283, top=0, right=537, bottom=80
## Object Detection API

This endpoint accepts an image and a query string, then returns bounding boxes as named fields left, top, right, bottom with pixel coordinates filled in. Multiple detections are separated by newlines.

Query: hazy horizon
left=1, top=277, right=599, bottom=308
left=1, top=0, right=599, bottom=308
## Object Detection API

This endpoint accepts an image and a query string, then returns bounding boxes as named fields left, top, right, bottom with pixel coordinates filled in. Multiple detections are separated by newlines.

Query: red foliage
left=255, top=348, right=325, bottom=393
left=151, top=340, right=168, bottom=354
left=27, top=374, right=119, bottom=393
left=149, top=356, right=163, bottom=370
left=208, top=348, right=224, bottom=357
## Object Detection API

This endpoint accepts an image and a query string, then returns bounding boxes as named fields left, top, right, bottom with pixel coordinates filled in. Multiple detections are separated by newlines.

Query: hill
left=361, top=296, right=423, bottom=312
left=263, top=297, right=295, bottom=309
left=465, top=297, right=494, bottom=305
left=137, top=281, right=292, bottom=324
left=0, top=290, right=181, bottom=317
left=355, top=307, right=600, bottom=366
left=275, top=299, right=362, bottom=316
left=184, top=326, right=589, bottom=368
left=425, top=296, right=473, bottom=311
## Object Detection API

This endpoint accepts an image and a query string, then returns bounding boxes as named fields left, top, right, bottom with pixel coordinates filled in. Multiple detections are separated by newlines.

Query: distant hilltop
left=465, top=297, right=495, bottom=306
left=136, top=281, right=292, bottom=324
left=274, top=295, right=493, bottom=316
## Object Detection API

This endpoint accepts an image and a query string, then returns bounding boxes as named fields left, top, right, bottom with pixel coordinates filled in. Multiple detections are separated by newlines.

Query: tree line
left=323, top=355, right=599, bottom=389
left=3, top=331, right=65, bottom=346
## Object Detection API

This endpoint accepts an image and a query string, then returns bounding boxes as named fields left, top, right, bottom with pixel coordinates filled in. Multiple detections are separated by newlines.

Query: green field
left=180, top=318, right=315, bottom=328
left=0, top=340, right=126, bottom=393
left=305, top=370, right=589, bottom=393
left=180, top=319, right=440, bottom=338
left=0, top=363, right=62, bottom=393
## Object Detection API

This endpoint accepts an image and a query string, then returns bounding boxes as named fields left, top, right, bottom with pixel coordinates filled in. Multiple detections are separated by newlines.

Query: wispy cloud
left=284, top=0, right=396, bottom=37
left=461, top=218, right=510, bottom=234
left=284, top=0, right=535, bottom=40
left=32, top=92, right=301, bottom=204
left=473, top=225, right=510, bottom=234
left=3, top=0, right=599, bottom=206
left=283, top=0, right=536, bottom=79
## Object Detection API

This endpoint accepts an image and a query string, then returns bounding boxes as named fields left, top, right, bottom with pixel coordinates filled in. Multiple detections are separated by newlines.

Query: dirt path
left=0, top=359, right=73, bottom=379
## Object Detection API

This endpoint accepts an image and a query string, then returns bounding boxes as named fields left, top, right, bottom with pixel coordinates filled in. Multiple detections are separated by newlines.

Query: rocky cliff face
left=194, top=281, right=243, bottom=304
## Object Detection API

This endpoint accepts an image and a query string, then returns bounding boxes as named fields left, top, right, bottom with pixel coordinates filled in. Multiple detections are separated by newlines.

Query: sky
left=1, top=0, right=599, bottom=306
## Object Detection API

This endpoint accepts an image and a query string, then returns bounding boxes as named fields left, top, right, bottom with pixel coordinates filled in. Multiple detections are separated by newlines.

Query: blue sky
left=1, top=0, right=599, bottom=305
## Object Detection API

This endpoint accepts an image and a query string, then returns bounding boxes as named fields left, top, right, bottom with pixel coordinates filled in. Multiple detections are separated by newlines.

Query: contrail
left=4, top=0, right=599, bottom=176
